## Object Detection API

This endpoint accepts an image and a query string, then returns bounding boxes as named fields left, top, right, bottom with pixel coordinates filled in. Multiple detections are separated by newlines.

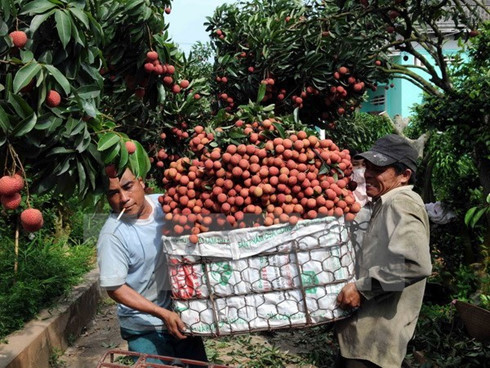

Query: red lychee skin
left=105, top=165, right=118, bottom=178
left=1, top=192, right=22, bottom=210
left=0, top=175, right=23, bottom=196
left=135, top=88, right=145, bottom=99
left=46, top=90, right=61, bottom=107
left=9, top=31, right=28, bottom=48
left=20, top=208, right=44, bottom=232
left=146, top=51, right=159, bottom=61
left=125, top=141, right=137, bottom=154
left=13, top=173, right=24, bottom=191
left=179, top=80, right=190, bottom=88
left=144, top=62, right=154, bottom=73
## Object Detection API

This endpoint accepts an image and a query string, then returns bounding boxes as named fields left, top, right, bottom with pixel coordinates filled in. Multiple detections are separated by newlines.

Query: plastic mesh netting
left=163, top=216, right=355, bottom=336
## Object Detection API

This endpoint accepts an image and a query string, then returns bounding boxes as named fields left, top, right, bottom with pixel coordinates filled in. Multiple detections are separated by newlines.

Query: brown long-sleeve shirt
left=336, top=185, right=432, bottom=367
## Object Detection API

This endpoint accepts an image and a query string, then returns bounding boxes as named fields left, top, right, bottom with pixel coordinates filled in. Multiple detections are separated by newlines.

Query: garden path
left=60, top=297, right=127, bottom=367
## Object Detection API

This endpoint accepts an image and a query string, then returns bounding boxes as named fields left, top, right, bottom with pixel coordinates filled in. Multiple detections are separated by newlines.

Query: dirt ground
left=60, top=296, right=322, bottom=368
left=60, top=297, right=128, bottom=367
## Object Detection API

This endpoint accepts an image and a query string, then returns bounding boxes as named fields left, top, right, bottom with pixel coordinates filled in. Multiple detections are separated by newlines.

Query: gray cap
left=355, top=134, right=418, bottom=172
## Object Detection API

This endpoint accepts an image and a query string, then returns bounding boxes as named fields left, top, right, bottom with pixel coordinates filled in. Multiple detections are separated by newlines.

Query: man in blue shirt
left=97, top=167, right=207, bottom=364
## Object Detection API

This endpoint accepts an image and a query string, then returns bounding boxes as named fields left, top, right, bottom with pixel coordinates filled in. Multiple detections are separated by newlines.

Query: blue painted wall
left=361, top=42, right=466, bottom=118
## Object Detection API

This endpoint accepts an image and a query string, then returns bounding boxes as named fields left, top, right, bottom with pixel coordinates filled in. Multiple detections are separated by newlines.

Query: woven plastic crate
left=162, top=216, right=355, bottom=336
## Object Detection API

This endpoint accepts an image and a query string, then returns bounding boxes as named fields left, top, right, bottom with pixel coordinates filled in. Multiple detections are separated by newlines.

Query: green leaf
left=21, top=0, right=57, bottom=15
left=97, top=132, right=120, bottom=151
left=128, top=141, right=150, bottom=179
left=53, top=157, right=72, bottom=176
left=30, top=10, right=55, bottom=33
left=0, top=106, right=10, bottom=133
left=12, top=113, right=37, bottom=136
left=118, top=141, right=129, bottom=171
left=71, top=19, right=85, bottom=45
left=102, top=143, right=120, bottom=164
left=81, top=98, right=98, bottom=117
left=20, top=50, right=34, bottom=63
left=76, top=85, right=101, bottom=99
left=68, top=7, right=89, bottom=29
left=44, top=64, right=71, bottom=95
left=55, top=9, right=72, bottom=49
left=77, top=159, right=86, bottom=195
left=126, top=0, right=145, bottom=11
left=290, top=106, right=300, bottom=122
left=34, top=115, right=61, bottom=131
left=157, top=83, right=166, bottom=104
left=464, top=207, right=477, bottom=226
left=229, top=130, right=248, bottom=139
left=47, top=147, right=77, bottom=156
left=13, top=62, right=41, bottom=93
left=8, top=93, right=33, bottom=119
left=256, top=82, right=266, bottom=103
left=319, top=164, right=330, bottom=175
left=272, top=122, right=286, bottom=138
left=75, top=127, right=91, bottom=153
left=470, top=207, right=488, bottom=228
left=81, top=155, right=96, bottom=190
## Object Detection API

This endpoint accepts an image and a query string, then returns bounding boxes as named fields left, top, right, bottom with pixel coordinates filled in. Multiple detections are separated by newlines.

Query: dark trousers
left=121, top=327, right=208, bottom=367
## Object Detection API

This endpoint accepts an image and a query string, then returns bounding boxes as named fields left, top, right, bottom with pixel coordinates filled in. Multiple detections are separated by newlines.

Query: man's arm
left=338, top=196, right=432, bottom=308
left=107, top=284, right=187, bottom=339
left=337, top=282, right=361, bottom=309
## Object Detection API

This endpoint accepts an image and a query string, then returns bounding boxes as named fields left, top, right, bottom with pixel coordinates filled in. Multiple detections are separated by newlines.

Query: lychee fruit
left=146, top=51, right=159, bottom=61
left=105, top=165, right=118, bottom=178
left=135, top=88, right=145, bottom=99
left=1, top=192, right=22, bottom=210
left=13, top=173, right=24, bottom=191
left=46, top=90, right=61, bottom=107
left=179, top=80, right=190, bottom=88
left=125, top=141, right=137, bottom=154
left=144, top=62, right=155, bottom=73
left=0, top=175, right=23, bottom=196
left=9, top=31, right=28, bottom=48
left=171, top=85, right=181, bottom=94
left=20, top=208, right=44, bottom=232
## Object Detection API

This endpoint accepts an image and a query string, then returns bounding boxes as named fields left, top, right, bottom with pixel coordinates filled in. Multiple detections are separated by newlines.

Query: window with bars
left=371, top=94, right=386, bottom=106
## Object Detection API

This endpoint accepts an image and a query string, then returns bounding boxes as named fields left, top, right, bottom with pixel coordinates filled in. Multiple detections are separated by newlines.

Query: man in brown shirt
left=336, top=134, right=432, bottom=368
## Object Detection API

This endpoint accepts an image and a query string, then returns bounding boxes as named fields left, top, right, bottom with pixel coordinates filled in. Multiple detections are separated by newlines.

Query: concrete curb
left=0, top=268, right=101, bottom=368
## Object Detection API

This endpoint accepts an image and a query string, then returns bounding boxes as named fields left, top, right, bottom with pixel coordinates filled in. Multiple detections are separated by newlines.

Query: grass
left=0, top=236, right=96, bottom=341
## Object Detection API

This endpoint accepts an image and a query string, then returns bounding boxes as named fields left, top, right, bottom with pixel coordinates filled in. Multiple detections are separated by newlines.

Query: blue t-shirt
left=97, top=194, right=172, bottom=331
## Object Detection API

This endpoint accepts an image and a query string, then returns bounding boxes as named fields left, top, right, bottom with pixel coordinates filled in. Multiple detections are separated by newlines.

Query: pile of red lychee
left=159, top=121, right=361, bottom=243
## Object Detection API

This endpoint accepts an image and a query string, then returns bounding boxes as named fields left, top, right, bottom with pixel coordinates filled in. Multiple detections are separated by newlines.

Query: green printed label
left=301, top=271, right=319, bottom=294
left=210, top=262, right=233, bottom=285
left=265, top=312, right=305, bottom=321
left=237, top=225, right=293, bottom=249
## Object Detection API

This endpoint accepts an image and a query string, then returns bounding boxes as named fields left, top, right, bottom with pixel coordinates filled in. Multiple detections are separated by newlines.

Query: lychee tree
left=408, top=24, right=490, bottom=270
left=0, top=0, right=211, bottom=250
left=205, top=0, right=391, bottom=128
left=0, top=0, right=210, bottom=204
left=205, top=0, right=488, bottom=128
